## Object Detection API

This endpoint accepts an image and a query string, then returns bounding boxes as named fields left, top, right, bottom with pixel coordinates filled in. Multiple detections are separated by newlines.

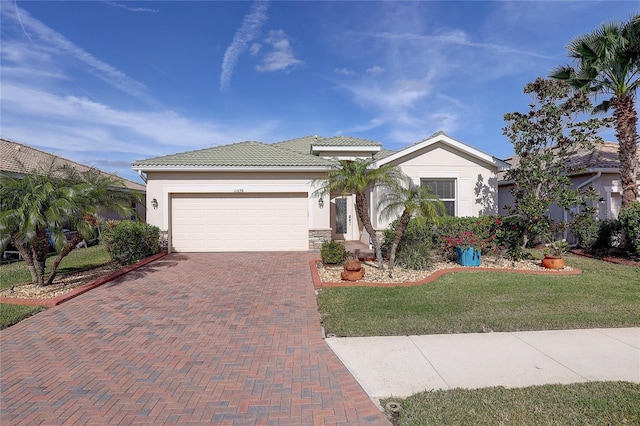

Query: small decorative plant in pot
left=542, top=239, right=568, bottom=269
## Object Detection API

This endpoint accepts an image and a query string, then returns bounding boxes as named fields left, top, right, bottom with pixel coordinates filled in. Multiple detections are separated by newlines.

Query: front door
left=332, top=195, right=358, bottom=240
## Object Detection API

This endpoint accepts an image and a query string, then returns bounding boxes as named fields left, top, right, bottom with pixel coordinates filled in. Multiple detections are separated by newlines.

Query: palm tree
left=550, top=14, right=640, bottom=207
left=313, top=159, right=405, bottom=269
left=378, top=181, right=446, bottom=276
left=0, top=165, right=138, bottom=286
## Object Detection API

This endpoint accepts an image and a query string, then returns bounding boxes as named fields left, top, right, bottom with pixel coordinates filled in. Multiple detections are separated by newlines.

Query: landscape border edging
left=0, top=252, right=167, bottom=307
left=310, top=259, right=582, bottom=289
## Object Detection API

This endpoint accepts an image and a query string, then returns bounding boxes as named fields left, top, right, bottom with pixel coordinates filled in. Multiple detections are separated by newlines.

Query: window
left=421, top=178, right=456, bottom=216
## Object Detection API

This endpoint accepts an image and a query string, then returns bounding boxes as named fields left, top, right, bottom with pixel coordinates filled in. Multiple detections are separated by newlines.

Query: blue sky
left=1, top=1, right=636, bottom=183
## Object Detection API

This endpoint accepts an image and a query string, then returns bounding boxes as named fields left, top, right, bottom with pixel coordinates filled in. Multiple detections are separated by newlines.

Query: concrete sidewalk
left=326, top=327, right=640, bottom=399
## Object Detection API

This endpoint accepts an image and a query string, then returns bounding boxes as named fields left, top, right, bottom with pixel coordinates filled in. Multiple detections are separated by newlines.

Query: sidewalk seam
left=408, top=336, right=451, bottom=389
left=509, top=331, right=589, bottom=382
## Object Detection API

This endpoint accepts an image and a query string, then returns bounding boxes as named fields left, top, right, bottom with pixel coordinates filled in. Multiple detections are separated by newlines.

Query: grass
left=0, top=244, right=111, bottom=290
left=318, top=253, right=640, bottom=336
left=381, top=381, right=640, bottom=426
left=0, top=245, right=112, bottom=329
left=0, top=304, right=45, bottom=329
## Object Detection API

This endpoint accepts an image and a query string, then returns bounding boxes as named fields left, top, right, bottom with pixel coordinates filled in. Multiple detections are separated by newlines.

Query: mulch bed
left=570, top=249, right=640, bottom=267
left=0, top=252, right=167, bottom=307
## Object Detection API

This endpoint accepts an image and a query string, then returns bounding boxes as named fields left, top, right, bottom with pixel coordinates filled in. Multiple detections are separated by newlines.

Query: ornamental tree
left=502, top=78, right=610, bottom=249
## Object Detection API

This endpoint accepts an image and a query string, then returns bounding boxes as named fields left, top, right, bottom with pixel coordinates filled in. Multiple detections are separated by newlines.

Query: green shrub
left=320, top=240, right=349, bottom=264
left=494, top=215, right=528, bottom=260
left=619, top=202, right=640, bottom=253
left=395, top=239, right=434, bottom=270
left=101, top=220, right=160, bottom=265
left=571, top=212, right=600, bottom=251
left=593, top=219, right=623, bottom=250
left=385, top=219, right=436, bottom=269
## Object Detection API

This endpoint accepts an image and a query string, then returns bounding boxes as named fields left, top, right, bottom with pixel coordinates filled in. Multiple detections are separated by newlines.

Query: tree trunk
left=388, top=210, right=411, bottom=278
left=45, top=235, right=83, bottom=286
left=31, top=229, right=51, bottom=286
left=355, top=193, right=384, bottom=270
left=14, top=238, right=39, bottom=285
left=613, top=94, right=639, bottom=207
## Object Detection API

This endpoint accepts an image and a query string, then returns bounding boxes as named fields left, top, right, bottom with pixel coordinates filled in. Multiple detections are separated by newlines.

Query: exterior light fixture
left=318, top=197, right=324, bottom=209
left=599, top=197, right=605, bottom=204
left=151, top=198, right=158, bottom=210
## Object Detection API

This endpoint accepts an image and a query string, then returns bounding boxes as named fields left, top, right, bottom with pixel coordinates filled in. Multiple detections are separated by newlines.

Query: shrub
left=395, top=239, right=434, bottom=270
left=435, top=216, right=505, bottom=260
left=101, top=220, right=160, bottom=265
left=593, top=219, right=623, bottom=250
left=619, top=202, right=640, bottom=253
left=320, top=240, right=349, bottom=264
left=390, top=219, right=436, bottom=270
left=494, top=215, right=528, bottom=260
left=571, top=212, right=600, bottom=251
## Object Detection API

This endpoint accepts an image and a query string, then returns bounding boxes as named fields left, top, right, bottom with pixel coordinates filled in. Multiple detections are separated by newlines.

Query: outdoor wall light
left=599, top=197, right=605, bottom=204
left=151, top=198, right=158, bottom=210
left=318, top=197, right=324, bottom=209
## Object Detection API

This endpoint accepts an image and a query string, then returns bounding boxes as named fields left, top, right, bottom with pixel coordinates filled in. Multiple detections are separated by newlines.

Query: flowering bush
left=444, top=230, right=483, bottom=250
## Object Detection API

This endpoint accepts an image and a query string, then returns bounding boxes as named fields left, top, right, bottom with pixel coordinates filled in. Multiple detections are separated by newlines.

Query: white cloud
left=1, top=83, right=277, bottom=153
left=334, top=68, right=355, bottom=76
left=249, top=43, right=262, bottom=56
left=255, top=29, right=303, bottom=72
left=219, top=0, right=270, bottom=91
left=103, top=1, right=159, bottom=13
left=0, top=3, right=154, bottom=104
left=366, top=66, right=385, bottom=75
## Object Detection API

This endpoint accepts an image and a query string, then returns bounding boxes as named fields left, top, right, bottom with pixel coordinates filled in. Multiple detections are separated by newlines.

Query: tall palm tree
left=313, top=159, right=405, bottom=269
left=550, top=13, right=640, bottom=207
left=378, top=181, right=445, bottom=276
left=0, top=165, right=137, bottom=286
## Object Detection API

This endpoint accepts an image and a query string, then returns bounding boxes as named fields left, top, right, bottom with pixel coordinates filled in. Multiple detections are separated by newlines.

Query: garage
left=170, top=193, right=309, bottom=252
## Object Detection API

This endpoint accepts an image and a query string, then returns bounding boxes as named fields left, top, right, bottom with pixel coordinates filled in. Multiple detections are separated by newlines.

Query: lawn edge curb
left=0, top=252, right=168, bottom=307
left=310, top=259, right=582, bottom=289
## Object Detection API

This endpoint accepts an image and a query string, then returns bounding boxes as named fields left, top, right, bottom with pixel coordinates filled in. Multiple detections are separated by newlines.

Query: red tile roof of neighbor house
left=0, top=138, right=145, bottom=192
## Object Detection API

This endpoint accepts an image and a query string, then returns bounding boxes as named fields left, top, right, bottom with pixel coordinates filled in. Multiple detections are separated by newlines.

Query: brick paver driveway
left=1, top=253, right=389, bottom=425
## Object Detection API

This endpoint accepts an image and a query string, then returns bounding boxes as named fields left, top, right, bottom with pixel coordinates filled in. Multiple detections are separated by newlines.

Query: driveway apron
left=1, top=253, right=389, bottom=425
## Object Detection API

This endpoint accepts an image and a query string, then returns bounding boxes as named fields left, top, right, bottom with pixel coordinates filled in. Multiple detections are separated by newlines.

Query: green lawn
left=381, top=381, right=640, bottom=426
left=318, top=253, right=640, bottom=336
left=0, top=304, right=45, bottom=330
left=0, top=245, right=112, bottom=328
left=0, top=244, right=111, bottom=290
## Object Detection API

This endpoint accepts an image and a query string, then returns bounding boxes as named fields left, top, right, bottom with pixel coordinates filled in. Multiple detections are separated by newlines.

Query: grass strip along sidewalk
left=317, top=254, right=640, bottom=337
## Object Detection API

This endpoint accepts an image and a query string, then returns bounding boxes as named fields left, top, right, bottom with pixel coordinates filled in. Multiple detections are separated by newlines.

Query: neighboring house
left=132, top=131, right=508, bottom=253
left=0, top=139, right=146, bottom=221
left=498, top=142, right=640, bottom=242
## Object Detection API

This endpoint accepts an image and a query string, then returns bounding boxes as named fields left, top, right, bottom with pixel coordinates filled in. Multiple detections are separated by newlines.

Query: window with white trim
left=421, top=178, right=456, bottom=216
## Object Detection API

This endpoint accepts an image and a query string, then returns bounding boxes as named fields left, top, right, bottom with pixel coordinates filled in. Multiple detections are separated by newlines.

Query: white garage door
left=170, top=193, right=309, bottom=252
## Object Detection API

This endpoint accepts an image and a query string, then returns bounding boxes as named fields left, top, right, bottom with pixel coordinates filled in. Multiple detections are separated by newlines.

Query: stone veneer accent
left=309, top=229, right=332, bottom=251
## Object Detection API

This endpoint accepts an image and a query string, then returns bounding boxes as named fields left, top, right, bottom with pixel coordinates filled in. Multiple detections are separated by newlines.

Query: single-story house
left=498, top=142, right=640, bottom=243
left=132, top=131, right=509, bottom=253
left=0, top=138, right=146, bottom=221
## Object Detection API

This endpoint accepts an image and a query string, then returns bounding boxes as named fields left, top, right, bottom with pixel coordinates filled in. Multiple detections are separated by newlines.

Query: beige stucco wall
left=375, top=143, right=500, bottom=230
left=144, top=170, right=329, bottom=234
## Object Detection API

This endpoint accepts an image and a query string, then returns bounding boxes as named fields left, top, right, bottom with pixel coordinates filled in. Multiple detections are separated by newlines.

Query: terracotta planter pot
left=541, top=256, right=565, bottom=270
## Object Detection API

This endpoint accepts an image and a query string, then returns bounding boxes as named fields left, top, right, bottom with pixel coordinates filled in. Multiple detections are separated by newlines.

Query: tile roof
left=132, top=141, right=335, bottom=168
left=313, top=136, right=381, bottom=147
left=0, top=139, right=145, bottom=191
left=271, top=135, right=320, bottom=154
left=498, top=142, right=640, bottom=182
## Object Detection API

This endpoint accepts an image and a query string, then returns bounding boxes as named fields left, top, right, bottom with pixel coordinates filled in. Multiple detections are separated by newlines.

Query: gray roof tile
left=132, top=141, right=335, bottom=168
